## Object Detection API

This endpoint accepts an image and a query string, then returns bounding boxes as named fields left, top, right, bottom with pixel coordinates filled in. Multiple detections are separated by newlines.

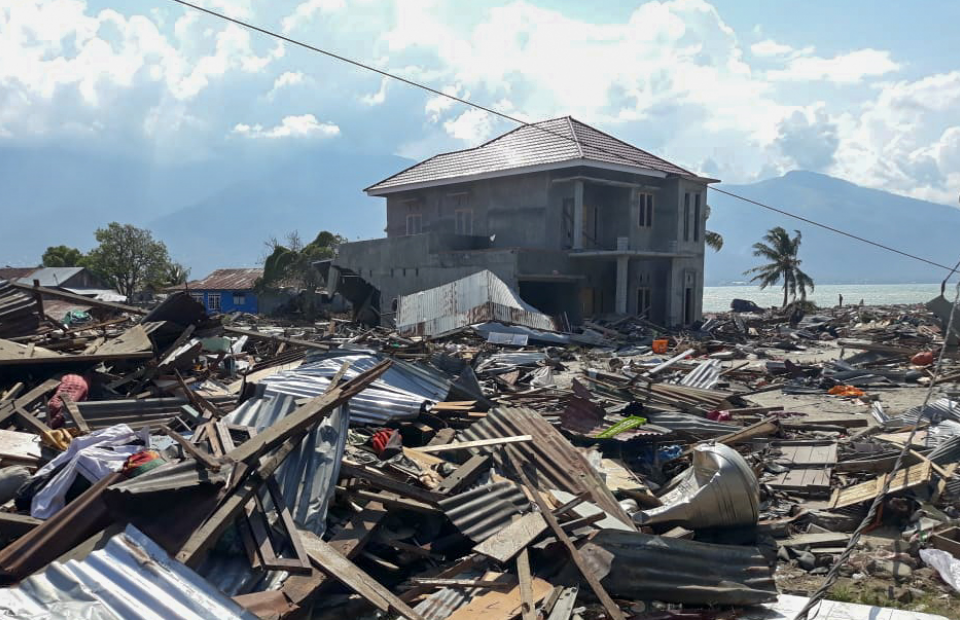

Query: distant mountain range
left=1, top=145, right=957, bottom=285
left=0, top=145, right=408, bottom=277
left=706, top=171, right=960, bottom=285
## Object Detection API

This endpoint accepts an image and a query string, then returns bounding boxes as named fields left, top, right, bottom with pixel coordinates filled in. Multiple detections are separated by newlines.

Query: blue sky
left=2, top=0, right=960, bottom=207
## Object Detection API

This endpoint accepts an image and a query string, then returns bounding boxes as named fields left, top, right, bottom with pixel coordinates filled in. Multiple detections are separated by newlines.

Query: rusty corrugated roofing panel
left=460, top=407, right=635, bottom=529
left=437, top=480, right=530, bottom=542
left=0, top=279, right=40, bottom=337
left=396, top=270, right=558, bottom=337
left=578, top=529, right=777, bottom=606
left=183, top=268, right=264, bottom=291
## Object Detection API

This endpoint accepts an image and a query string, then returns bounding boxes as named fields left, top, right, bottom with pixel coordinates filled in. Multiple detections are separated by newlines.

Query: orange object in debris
left=652, top=339, right=670, bottom=354
left=828, top=385, right=865, bottom=398
left=911, top=351, right=934, bottom=366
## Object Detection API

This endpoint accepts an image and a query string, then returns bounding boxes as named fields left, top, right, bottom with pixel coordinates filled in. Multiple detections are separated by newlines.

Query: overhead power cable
left=166, top=0, right=956, bottom=275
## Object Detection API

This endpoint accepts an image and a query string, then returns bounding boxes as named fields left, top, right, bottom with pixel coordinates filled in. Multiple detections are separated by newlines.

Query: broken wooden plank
left=474, top=512, right=548, bottom=564
left=412, top=435, right=532, bottom=454
left=780, top=532, right=852, bottom=548
left=224, top=326, right=331, bottom=351
left=340, top=461, right=443, bottom=505
left=517, top=548, right=536, bottom=620
left=60, top=394, right=89, bottom=434
left=227, top=360, right=391, bottom=465
left=436, top=454, right=491, bottom=495
left=11, top=281, right=146, bottom=314
left=505, top=447, right=626, bottom=620
left=444, top=575, right=553, bottom=620
left=299, top=530, right=427, bottom=620
left=768, top=469, right=832, bottom=495
left=282, top=503, right=387, bottom=607
left=774, top=441, right=838, bottom=467
left=830, top=462, right=933, bottom=509
left=347, top=489, right=442, bottom=515
left=162, top=425, right=221, bottom=472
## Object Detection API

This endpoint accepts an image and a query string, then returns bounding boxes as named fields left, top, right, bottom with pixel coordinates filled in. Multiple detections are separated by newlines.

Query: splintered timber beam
left=299, top=530, right=427, bottom=620
left=175, top=361, right=392, bottom=567
left=505, top=447, right=626, bottom=620
left=11, top=281, right=148, bottom=315
left=226, top=360, right=391, bottom=465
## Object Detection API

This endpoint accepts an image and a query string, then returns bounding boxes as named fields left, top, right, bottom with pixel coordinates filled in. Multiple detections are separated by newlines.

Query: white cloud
left=425, top=84, right=461, bottom=121
left=360, top=77, right=389, bottom=106
left=0, top=0, right=285, bottom=141
left=267, top=70, right=305, bottom=99
left=232, top=114, right=341, bottom=139
left=751, top=39, right=794, bottom=57
left=443, top=109, right=494, bottom=142
left=281, top=0, right=346, bottom=33
left=768, top=48, right=900, bottom=84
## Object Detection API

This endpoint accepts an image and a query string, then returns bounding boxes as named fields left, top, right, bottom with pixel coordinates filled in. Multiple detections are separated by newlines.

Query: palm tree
left=704, top=205, right=723, bottom=251
left=744, top=227, right=814, bottom=307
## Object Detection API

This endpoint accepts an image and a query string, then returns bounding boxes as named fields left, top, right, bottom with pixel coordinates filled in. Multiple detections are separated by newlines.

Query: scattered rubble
left=0, top=280, right=958, bottom=619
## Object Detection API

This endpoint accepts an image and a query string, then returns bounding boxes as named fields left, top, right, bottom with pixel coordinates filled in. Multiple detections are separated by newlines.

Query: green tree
left=259, top=230, right=345, bottom=291
left=84, top=223, right=176, bottom=298
left=744, top=226, right=814, bottom=307
left=41, top=245, right=85, bottom=267
left=259, top=230, right=345, bottom=316
left=704, top=205, right=723, bottom=252
left=162, top=262, right=190, bottom=287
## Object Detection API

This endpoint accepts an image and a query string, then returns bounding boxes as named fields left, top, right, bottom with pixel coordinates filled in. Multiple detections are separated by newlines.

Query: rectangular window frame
left=693, top=193, right=701, bottom=242
left=683, top=193, right=691, bottom=242
left=233, top=292, right=246, bottom=306
left=406, top=213, right=423, bottom=236
left=637, top=287, right=652, bottom=316
left=455, top=208, right=473, bottom=235
left=637, top=192, right=654, bottom=228
left=208, top=293, right=221, bottom=312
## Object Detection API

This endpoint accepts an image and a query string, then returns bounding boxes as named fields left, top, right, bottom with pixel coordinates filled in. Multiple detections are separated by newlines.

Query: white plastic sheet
left=920, top=548, right=960, bottom=592
left=31, top=424, right=141, bottom=519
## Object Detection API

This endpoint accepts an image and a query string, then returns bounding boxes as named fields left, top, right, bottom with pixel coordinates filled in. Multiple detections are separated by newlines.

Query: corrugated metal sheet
left=15, top=267, right=84, bottom=287
left=396, top=270, right=558, bottom=337
left=0, top=525, right=257, bottom=620
left=679, top=359, right=721, bottom=389
left=903, top=398, right=959, bottom=423
left=224, top=394, right=347, bottom=535
left=0, top=278, right=40, bottom=338
left=578, top=529, right=776, bottom=606
left=258, top=350, right=450, bottom=425
left=412, top=569, right=486, bottom=620
left=181, top=268, right=264, bottom=291
left=559, top=397, right=661, bottom=441
left=438, top=481, right=531, bottom=542
left=644, top=411, right=738, bottom=436
left=461, top=407, right=635, bottom=528
left=73, top=396, right=234, bottom=430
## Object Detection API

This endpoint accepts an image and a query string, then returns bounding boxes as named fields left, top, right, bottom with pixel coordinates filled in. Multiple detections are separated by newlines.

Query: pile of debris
left=0, top=278, right=958, bottom=620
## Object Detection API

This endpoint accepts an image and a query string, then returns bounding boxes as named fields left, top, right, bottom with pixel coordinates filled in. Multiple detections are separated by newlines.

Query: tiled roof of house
left=182, top=268, right=264, bottom=291
left=366, top=116, right=699, bottom=193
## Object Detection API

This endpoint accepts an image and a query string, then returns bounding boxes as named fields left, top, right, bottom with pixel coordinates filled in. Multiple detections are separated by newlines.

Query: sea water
left=702, top=283, right=945, bottom=313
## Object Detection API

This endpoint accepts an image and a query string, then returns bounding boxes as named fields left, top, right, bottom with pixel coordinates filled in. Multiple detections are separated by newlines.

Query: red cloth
left=47, top=374, right=89, bottom=428
left=371, top=429, right=401, bottom=458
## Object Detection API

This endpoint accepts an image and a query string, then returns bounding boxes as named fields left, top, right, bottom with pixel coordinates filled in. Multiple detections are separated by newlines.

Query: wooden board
left=473, top=512, right=548, bottom=564
left=299, top=530, right=426, bottom=620
left=769, top=469, right=832, bottom=494
left=412, top=435, right=532, bottom=454
left=780, top=532, right=852, bottom=548
left=830, top=462, right=933, bottom=509
left=444, top=576, right=553, bottom=620
left=775, top=442, right=838, bottom=466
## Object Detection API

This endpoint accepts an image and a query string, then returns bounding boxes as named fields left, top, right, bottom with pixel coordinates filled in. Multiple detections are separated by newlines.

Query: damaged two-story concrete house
left=331, top=117, right=718, bottom=326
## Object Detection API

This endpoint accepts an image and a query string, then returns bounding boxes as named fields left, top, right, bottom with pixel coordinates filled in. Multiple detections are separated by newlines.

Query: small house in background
left=15, top=267, right=125, bottom=301
left=178, top=268, right=263, bottom=314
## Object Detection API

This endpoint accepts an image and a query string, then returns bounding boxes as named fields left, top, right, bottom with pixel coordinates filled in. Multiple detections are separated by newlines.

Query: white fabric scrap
left=31, top=424, right=141, bottom=519
left=920, top=548, right=960, bottom=592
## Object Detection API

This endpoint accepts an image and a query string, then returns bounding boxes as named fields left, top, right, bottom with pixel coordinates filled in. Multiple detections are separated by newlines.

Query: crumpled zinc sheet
left=920, top=548, right=960, bottom=592
left=31, top=424, right=142, bottom=519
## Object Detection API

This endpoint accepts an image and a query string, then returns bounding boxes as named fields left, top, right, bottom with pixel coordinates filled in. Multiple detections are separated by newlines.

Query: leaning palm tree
left=744, top=227, right=814, bottom=308
left=704, top=205, right=723, bottom=251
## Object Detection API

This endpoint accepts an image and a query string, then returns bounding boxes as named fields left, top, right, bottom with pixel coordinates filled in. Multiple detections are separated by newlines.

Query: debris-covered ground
left=0, top=279, right=959, bottom=620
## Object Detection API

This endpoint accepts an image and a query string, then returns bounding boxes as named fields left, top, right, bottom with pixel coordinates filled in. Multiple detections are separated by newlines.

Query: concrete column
left=616, top=256, right=628, bottom=314
left=573, top=180, right=584, bottom=250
